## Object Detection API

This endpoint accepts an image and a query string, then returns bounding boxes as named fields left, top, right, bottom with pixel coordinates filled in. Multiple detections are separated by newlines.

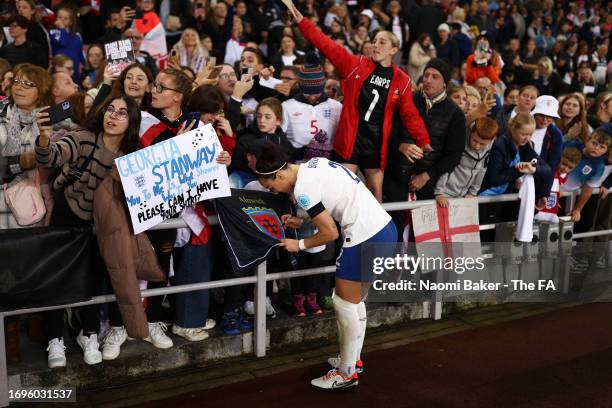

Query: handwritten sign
left=104, top=39, right=135, bottom=75
left=116, top=124, right=231, bottom=234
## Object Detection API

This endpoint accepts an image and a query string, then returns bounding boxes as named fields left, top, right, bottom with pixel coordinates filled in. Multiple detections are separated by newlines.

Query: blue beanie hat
left=298, top=52, right=326, bottom=95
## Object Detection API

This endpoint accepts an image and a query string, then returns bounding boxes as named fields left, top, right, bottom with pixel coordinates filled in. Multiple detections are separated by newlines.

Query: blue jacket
left=49, top=29, right=85, bottom=83
left=480, top=131, right=553, bottom=199
left=538, top=124, right=563, bottom=175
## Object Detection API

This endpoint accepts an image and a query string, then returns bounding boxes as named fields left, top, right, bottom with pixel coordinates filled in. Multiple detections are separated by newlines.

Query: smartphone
left=133, top=8, right=144, bottom=19
left=241, top=67, right=253, bottom=81
left=170, top=49, right=180, bottom=65
left=41, top=101, right=73, bottom=126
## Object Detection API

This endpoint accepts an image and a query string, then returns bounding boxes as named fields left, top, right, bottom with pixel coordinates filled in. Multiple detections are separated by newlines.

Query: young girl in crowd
left=49, top=6, right=84, bottom=83
left=92, top=62, right=154, bottom=112
left=81, top=44, right=105, bottom=90
left=35, top=95, right=141, bottom=368
left=496, top=85, right=539, bottom=136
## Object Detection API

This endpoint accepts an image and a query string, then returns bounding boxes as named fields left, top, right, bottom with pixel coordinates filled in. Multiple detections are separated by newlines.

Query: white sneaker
left=328, top=355, right=364, bottom=374
left=204, top=319, right=216, bottom=330
left=102, top=326, right=128, bottom=360
left=245, top=298, right=276, bottom=318
left=46, top=338, right=66, bottom=369
left=144, top=322, right=173, bottom=349
left=311, top=369, right=358, bottom=389
left=172, top=325, right=210, bottom=341
left=265, top=297, right=276, bottom=318
left=244, top=301, right=255, bottom=316
left=76, top=331, right=102, bottom=365
left=594, top=256, right=608, bottom=269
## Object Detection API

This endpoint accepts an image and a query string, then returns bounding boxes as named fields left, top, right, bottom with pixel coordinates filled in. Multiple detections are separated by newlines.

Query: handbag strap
left=68, top=132, right=99, bottom=186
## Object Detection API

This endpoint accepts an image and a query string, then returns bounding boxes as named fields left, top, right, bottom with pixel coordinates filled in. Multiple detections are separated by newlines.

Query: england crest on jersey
left=243, top=207, right=285, bottom=240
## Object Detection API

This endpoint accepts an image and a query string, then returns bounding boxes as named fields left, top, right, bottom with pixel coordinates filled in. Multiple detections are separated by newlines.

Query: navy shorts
left=335, top=221, right=397, bottom=282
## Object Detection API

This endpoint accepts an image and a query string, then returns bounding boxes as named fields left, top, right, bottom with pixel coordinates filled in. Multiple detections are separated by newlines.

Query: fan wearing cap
left=281, top=52, right=342, bottom=161
left=530, top=95, right=564, bottom=177
left=0, top=15, right=48, bottom=69
left=281, top=0, right=430, bottom=202
left=465, top=34, right=501, bottom=85
left=435, top=23, right=460, bottom=68
left=385, top=58, right=467, bottom=239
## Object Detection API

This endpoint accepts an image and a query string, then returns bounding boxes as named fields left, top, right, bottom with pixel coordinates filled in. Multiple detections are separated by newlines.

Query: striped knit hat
left=298, top=52, right=326, bottom=95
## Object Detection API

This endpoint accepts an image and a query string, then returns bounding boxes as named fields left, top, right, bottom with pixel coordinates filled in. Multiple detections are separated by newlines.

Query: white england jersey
left=282, top=98, right=342, bottom=155
left=293, top=158, right=391, bottom=247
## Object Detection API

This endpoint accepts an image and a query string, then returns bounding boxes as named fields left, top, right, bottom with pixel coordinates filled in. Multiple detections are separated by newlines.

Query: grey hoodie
left=434, top=136, right=493, bottom=198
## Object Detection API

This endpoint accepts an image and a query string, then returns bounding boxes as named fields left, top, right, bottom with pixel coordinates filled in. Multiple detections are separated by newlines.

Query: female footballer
left=256, top=142, right=397, bottom=389
left=280, top=0, right=431, bottom=202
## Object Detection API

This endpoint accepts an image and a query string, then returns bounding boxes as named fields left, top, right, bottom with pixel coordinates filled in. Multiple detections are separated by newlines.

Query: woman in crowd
left=92, top=63, right=154, bottom=112
left=588, top=91, right=612, bottom=129
left=49, top=6, right=84, bottom=83
left=35, top=95, right=141, bottom=368
left=269, top=34, right=305, bottom=75
left=17, top=0, right=51, bottom=61
left=81, top=44, right=105, bottom=90
left=0, top=64, right=53, bottom=364
left=282, top=0, right=430, bottom=202
left=503, top=85, right=520, bottom=106
left=408, top=33, right=435, bottom=81
left=171, top=28, right=209, bottom=74
left=533, top=56, right=567, bottom=97
left=557, top=93, right=591, bottom=143
left=496, top=85, right=539, bottom=136
left=0, top=64, right=52, bottom=229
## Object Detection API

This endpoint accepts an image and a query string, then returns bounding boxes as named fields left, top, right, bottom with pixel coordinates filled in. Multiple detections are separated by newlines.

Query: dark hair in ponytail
left=255, top=142, right=289, bottom=179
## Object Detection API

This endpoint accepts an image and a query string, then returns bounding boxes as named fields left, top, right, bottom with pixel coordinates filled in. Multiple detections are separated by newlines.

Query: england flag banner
left=115, top=124, right=231, bottom=234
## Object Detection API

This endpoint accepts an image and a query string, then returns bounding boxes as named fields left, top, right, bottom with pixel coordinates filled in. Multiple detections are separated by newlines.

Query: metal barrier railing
left=1, top=190, right=610, bottom=407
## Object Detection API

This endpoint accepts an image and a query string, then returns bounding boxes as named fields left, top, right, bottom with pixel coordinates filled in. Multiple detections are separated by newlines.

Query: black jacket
left=480, top=131, right=553, bottom=199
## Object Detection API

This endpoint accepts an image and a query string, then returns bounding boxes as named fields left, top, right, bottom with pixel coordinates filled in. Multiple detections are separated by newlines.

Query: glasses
left=218, top=72, right=237, bottom=80
left=104, top=106, right=129, bottom=121
left=12, top=79, right=36, bottom=89
left=152, top=82, right=180, bottom=93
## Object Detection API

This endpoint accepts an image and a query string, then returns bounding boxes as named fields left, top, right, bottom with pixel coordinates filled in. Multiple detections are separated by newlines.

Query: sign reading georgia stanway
left=115, top=124, right=231, bottom=234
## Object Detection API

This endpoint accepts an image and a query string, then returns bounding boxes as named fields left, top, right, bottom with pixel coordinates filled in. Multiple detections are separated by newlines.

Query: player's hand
left=279, top=238, right=300, bottom=252
left=216, top=150, right=231, bottom=166
left=409, top=172, right=430, bottom=191
left=281, top=214, right=303, bottom=229
left=435, top=195, right=449, bottom=208
left=398, top=143, right=423, bottom=163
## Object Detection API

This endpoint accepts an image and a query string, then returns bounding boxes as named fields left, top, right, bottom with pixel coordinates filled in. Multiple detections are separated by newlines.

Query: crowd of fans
left=0, top=0, right=610, bottom=371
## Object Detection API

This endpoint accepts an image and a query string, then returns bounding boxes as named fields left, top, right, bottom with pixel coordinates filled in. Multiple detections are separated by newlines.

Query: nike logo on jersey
left=369, top=75, right=391, bottom=89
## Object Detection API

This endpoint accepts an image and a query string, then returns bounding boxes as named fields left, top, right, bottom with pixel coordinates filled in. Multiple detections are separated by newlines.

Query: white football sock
left=333, top=292, right=359, bottom=377
left=355, top=301, right=366, bottom=363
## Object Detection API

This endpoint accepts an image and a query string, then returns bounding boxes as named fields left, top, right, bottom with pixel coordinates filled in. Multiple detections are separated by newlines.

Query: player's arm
left=280, top=205, right=338, bottom=252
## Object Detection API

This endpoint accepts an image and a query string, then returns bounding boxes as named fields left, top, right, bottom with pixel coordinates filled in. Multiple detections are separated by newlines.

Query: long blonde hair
left=172, top=28, right=209, bottom=73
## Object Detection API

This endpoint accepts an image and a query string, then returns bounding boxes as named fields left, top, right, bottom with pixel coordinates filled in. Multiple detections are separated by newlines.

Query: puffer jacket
left=93, top=166, right=165, bottom=339
left=434, top=135, right=493, bottom=197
